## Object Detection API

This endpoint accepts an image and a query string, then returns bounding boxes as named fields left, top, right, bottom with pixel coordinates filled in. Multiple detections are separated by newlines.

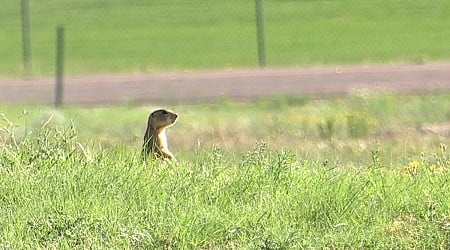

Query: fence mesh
left=2, top=0, right=449, bottom=77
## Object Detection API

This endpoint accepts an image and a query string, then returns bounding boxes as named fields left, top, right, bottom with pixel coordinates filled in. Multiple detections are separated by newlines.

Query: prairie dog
left=142, top=109, right=178, bottom=161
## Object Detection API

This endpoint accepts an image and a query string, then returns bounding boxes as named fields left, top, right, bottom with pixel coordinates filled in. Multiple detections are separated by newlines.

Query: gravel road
left=1, top=62, right=449, bottom=105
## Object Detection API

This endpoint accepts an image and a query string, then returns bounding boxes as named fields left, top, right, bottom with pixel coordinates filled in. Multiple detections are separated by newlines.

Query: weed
left=26, top=212, right=108, bottom=248
left=404, top=143, right=449, bottom=176
left=317, top=117, right=335, bottom=139
left=346, top=111, right=376, bottom=138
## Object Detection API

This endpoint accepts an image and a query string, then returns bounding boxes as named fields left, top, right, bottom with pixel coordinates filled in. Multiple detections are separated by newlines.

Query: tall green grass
left=1, top=94, right=449, bottom=248
left=1, top=0, right=449, bottom=76
left=0, top=122, right=449, bottom=248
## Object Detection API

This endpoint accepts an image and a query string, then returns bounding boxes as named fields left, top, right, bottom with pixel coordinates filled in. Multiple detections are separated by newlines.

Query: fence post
left=55, top=25, right=64, bottom=107
left=21, top=0, right=32, bottom=78
left=255, top=0, right=266, bottom=67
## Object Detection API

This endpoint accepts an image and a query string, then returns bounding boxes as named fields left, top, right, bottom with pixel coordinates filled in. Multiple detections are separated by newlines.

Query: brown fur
left=142, top=109, right=178, bottom=161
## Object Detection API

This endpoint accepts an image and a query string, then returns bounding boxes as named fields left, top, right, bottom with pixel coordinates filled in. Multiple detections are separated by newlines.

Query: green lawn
left=1, top=0, right=449, bottom=76
left=1, top=94, right=449, bottom=248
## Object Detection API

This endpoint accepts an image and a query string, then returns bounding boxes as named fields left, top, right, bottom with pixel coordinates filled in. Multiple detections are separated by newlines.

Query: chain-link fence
left=3, top=0, right=449, bottom=78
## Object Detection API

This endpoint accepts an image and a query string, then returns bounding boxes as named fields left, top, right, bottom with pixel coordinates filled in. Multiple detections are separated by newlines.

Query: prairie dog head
left=148, top=109, right=178, bottom=131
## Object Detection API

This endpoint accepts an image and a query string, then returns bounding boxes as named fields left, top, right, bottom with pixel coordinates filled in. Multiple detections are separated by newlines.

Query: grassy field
left=1, top=0, right=450, bottom=76
left=2, top=0, right=449, bottom=247
left=1, top=93, right=449, bottom=248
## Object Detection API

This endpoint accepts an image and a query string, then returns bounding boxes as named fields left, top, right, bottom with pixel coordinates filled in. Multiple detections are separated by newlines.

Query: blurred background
left=1, top=0, right=449, bottom=105
left=1, top=0, right=449, bottom=76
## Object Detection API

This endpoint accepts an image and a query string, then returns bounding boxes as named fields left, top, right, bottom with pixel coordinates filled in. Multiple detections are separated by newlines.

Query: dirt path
left=0, top=62, right=449, bottom=105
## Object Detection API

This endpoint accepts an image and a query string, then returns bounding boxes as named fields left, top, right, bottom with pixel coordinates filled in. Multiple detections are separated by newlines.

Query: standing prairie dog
left=142, top=109, right=178, bottom=161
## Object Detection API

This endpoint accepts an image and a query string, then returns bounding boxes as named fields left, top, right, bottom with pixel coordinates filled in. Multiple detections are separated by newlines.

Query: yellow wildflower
left=404, top=161, right=420, bottom=175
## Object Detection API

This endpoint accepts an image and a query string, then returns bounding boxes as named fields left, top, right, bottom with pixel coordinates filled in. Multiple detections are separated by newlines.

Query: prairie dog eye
left=162, top=110, right=168, bottom=115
